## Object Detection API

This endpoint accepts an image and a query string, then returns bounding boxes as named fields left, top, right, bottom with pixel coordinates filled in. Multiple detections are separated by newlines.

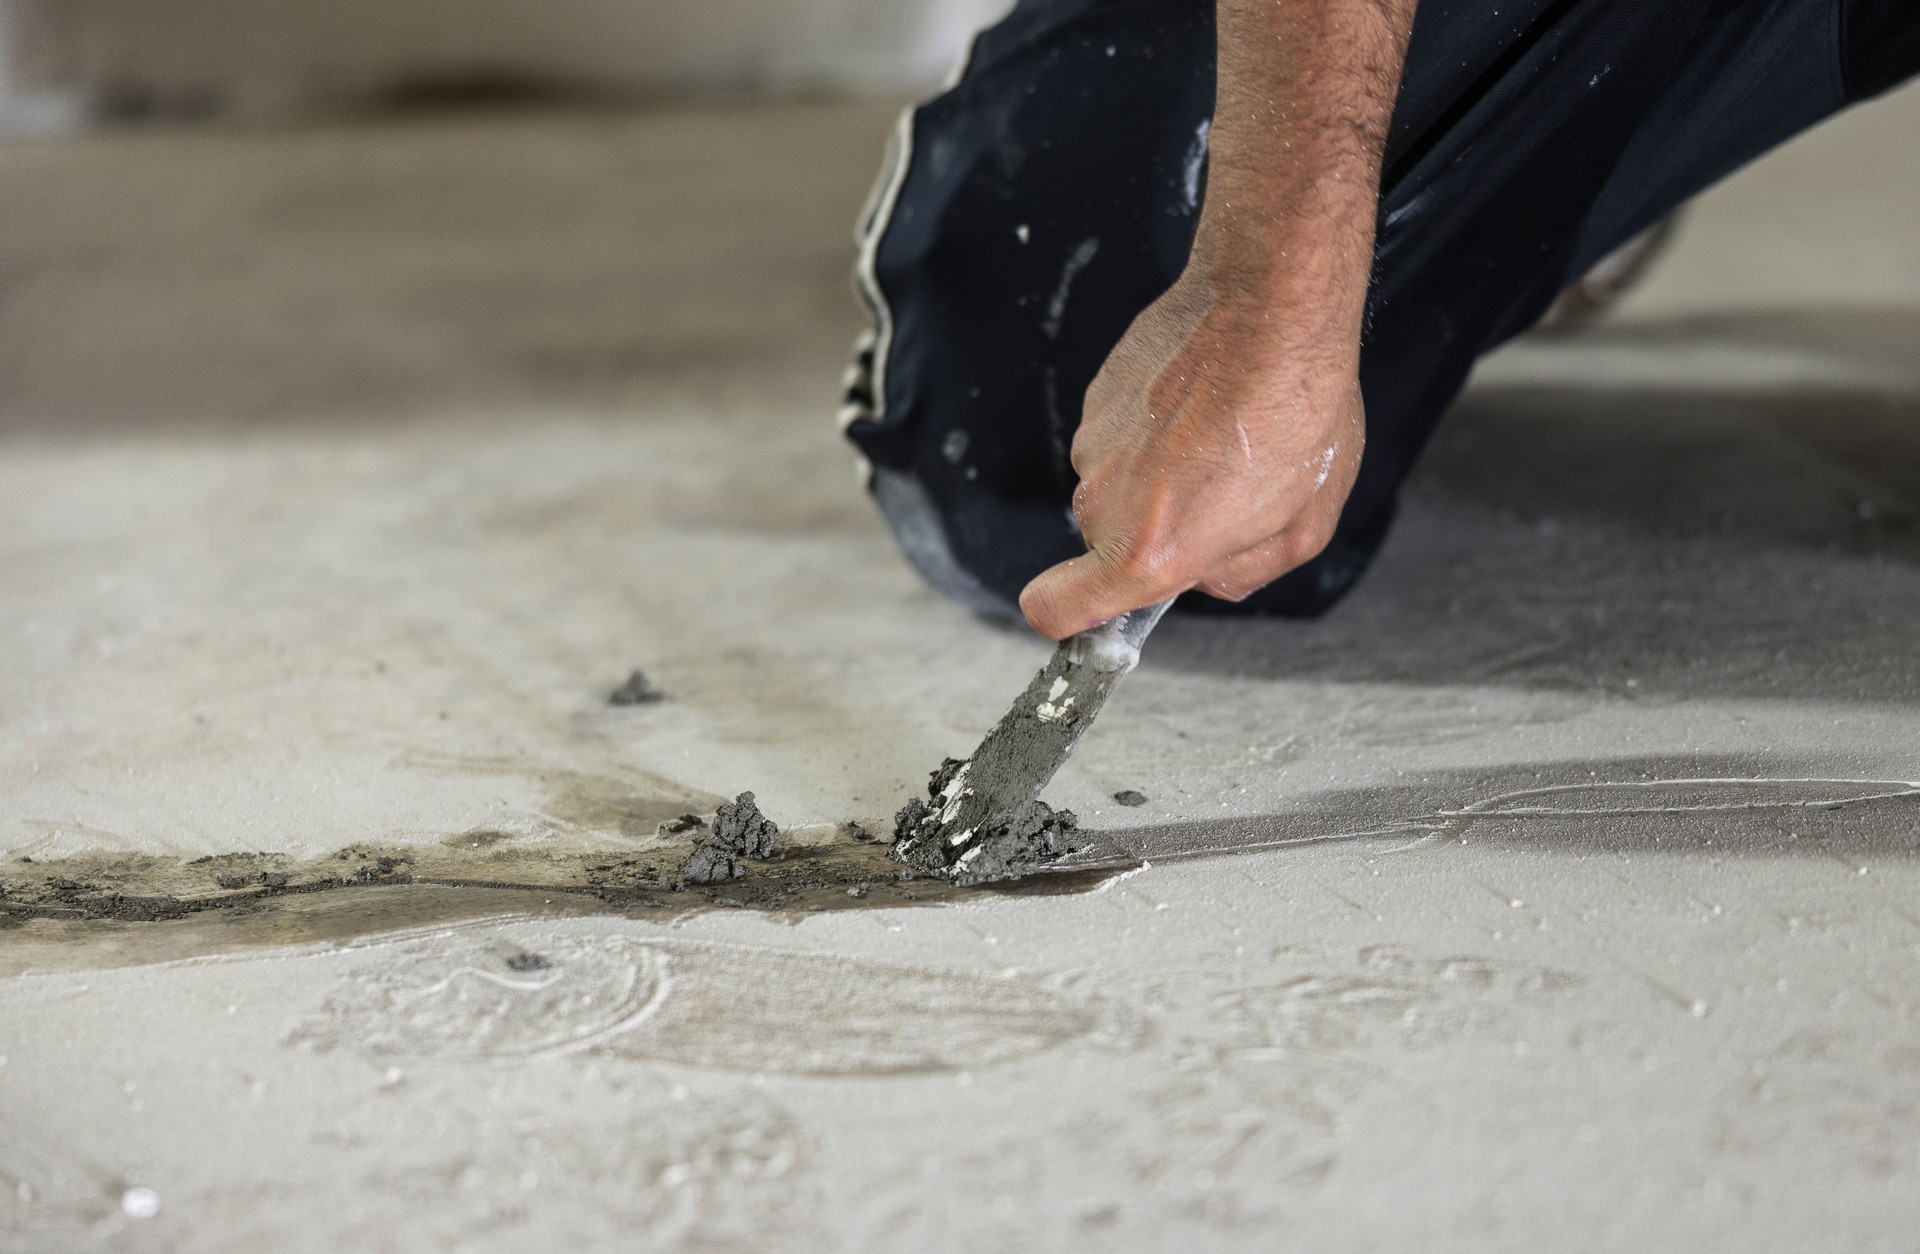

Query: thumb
left=1019, top=548, right=1183, bottom=641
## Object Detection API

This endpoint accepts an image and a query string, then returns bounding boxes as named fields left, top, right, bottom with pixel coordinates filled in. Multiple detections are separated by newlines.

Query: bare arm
left=1018, top=0, right=1417, bottom=638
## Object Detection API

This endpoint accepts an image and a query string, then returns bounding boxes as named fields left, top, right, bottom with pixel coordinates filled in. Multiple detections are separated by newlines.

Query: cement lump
left=713, top=792, right=781, bottom=859
left=889, top=758, right=1081, bottom=886
left=607, top=669, right=666, bottom=706
left=678, top=791, right=781, bottom=885
left=949, top=799, right=1081, bottom=885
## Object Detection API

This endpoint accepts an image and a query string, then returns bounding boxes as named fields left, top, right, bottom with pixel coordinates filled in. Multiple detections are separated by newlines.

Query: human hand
left=1017, top=267, right=1366, bottom=640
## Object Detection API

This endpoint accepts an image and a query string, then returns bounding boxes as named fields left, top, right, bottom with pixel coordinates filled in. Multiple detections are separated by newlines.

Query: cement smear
left=0, top=788, right=1126, bottom=961
left=0, top=821, right=928, bottom=938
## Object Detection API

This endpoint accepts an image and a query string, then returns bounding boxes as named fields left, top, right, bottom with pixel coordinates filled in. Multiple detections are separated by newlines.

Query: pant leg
left=842, top=0, right=1217, bottom=617
left=1842, top=0, right=1920, bottom=102
left=843, top=0, right=1918, bottom=620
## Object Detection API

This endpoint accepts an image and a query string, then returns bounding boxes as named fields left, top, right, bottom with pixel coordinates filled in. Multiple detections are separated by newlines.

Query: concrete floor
left=2, top=84, right=1919, bottom=1252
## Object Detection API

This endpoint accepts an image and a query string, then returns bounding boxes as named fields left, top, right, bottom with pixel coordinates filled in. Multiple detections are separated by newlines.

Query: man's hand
left=1018, top=263, right=1366, bottom=639
left=1018, top=0, right=1416, bottom=641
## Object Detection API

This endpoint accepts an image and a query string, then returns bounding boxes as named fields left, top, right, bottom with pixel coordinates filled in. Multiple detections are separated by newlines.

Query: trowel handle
left=1063, top=597, right=1175, bottom=674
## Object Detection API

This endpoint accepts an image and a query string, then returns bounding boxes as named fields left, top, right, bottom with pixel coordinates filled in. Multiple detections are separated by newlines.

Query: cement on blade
left=890, top=645, right=1119, bottom=880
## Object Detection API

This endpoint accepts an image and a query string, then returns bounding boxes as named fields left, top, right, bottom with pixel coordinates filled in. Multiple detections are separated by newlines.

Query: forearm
left=1197, top=0, right=1417, bottom=344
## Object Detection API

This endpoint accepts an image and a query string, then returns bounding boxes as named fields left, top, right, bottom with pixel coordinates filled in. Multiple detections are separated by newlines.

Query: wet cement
left=889, top=758, right=1084, bottom=885
left=0, top=844, right=1126, bottom=983
left=887, top=639, right=1127, bottom=882
left=0, top=793, right=1131, bottom=960
left=0, top=818, right=947, bottom=931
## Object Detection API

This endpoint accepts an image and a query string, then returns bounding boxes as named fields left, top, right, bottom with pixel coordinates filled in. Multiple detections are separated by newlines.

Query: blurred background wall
left=0, top=0, right=1010, bottom=132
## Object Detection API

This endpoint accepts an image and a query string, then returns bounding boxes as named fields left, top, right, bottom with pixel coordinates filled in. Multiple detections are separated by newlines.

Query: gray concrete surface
left=2, top=83, right=1919, bottom=1252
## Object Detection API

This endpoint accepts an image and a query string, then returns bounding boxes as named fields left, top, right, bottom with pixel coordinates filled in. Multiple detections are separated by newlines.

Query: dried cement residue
left=608, top=669, right=667, bottom=705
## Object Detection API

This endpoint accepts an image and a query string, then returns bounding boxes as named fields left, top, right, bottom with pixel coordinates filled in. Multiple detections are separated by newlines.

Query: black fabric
left=1842, top=0, right=1920, bottom=99
left=852, top=0, right=1218, bottom=608
left=1569, top=0, right=1852, bottom=279
left=847, top=0, right=1906, bottom=619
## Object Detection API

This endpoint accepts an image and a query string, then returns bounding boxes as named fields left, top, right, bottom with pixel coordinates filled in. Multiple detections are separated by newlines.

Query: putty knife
left=891, top=597, right=1174, bottom=875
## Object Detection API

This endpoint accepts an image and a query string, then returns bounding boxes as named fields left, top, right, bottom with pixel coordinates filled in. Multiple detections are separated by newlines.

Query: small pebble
left=1113, top=790, right=1149, bottom=807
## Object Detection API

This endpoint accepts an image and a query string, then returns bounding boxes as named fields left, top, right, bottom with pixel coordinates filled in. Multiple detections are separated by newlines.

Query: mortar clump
left=678, top=791, right=782, bottom=885
left=888, top=758, right=1081, bottom=886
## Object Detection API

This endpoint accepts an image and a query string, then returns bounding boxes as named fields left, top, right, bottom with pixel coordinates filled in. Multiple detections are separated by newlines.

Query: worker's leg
left=842, top=0, right=1920, bottom=619
left=841, top=0, right=1217, bottom=617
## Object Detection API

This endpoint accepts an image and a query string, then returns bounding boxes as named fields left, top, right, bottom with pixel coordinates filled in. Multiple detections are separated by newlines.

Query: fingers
left=1194, top=524, right=1332, bottom=602
left=1025, top=298, right=1366, bottom=634
left=1023, top=511, right=1332, bottom=638
left=1019, top=547, right=1191, bottom=641
left=1195, top=478, right=1348, bottom=601
left=1193, top=429, right=1361, bottom=601
left=1027, top=463, right=1344, bottom=634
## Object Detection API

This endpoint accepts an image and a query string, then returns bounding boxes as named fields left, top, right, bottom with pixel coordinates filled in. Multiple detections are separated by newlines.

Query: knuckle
left=1302, top=521, right=1339, bottom=559
left=1204, top=577, right=1254, bottom=603
left=1280, top=525, right=1335, bottom=569
left=1273, top=533, right=1314, bottom=570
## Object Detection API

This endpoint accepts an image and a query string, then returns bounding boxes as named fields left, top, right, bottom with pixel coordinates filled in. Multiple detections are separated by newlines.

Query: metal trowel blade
left=893, top=598, right=1173, bottom=873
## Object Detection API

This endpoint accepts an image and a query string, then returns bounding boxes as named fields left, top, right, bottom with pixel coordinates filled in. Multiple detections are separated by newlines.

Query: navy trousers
left=841, top=0, right=1920, bottom=618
